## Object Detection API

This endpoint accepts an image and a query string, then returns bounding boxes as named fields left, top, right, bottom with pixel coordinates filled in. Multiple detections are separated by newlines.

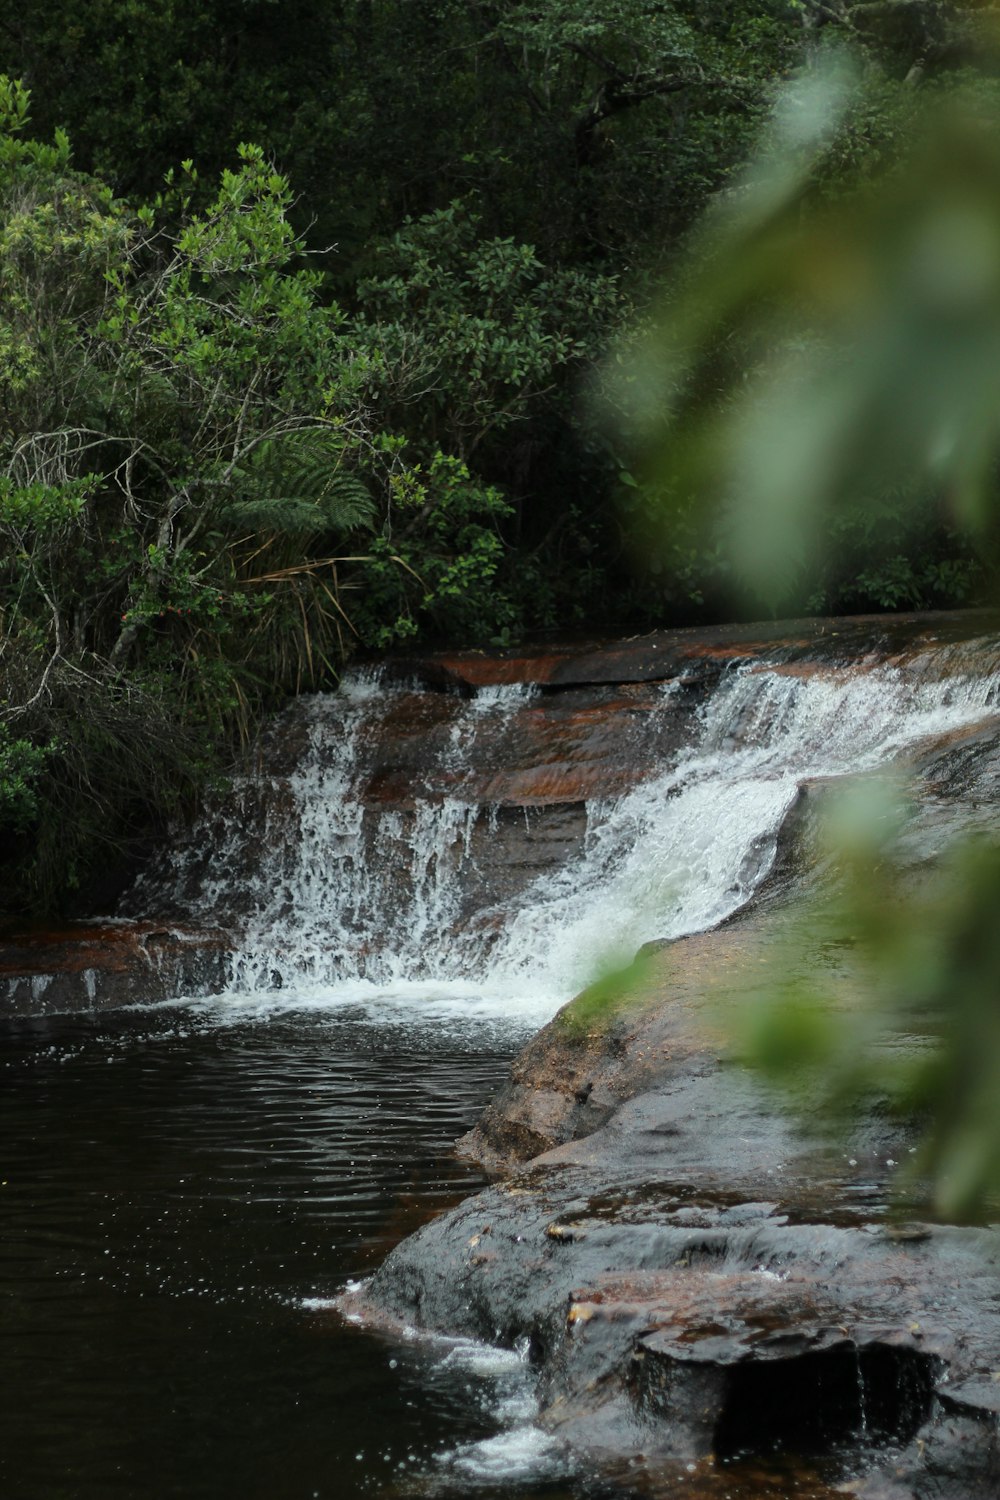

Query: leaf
left=218, top=431, right=376, bottom=536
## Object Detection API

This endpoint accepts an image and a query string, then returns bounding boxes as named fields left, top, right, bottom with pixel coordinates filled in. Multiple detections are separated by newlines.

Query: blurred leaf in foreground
left=733, top=781, right=1000, bottom=1223
left=619, top=49, right=1000, bottom=1221
left=619, top=51, right=1000, bottom=612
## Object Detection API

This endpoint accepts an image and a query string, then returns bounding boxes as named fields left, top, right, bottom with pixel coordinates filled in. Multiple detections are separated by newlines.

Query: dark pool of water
left=0, top=997, right=589, bottom=1500
left=0, top=995, right=890, bottom=1500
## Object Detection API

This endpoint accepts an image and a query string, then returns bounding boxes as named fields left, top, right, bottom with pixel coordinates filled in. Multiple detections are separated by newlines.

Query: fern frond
left=218, top=430, right=376, bottom=535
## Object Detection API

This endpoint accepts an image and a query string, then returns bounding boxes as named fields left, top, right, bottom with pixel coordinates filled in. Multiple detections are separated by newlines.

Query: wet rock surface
left=349, top=926, right=1000, bottom=1498
left=119, top=608, right=1000, bottom=926
left=7, top=610, right=1000, bottom=1495
left=0, top=920, right=232, bottom=1014
left=460, top=716, right=1000, bottom=1175
left=353, top=1172, right=1000, bottom=1486
left=4, top=607, right=1000, bottom=1014
left=352, top=611, right=1000, bottom=814
left=346, top=707, right=1000, bottom=1499
left=399, top=610, right=1000, bottom=691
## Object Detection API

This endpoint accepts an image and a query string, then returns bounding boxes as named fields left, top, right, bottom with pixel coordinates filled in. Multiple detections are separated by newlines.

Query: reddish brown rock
left=0, top=920, right=232, bottom=1014
left=401, top=610, right=999, bottom=690
left=9, top=609, right=1000, bottom=1025
left=356, top=682, right=692, bottom=808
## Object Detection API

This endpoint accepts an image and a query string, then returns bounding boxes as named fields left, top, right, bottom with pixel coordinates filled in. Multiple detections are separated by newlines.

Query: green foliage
left=0, top=476, right=94, bottom=530
left=0, top=0, right=813, bottom=645
left=0, top=726, right=51, bottom=834
left=735, top=789, right=1000, bottom=1223
left=615, top=55, right=994, bottom=617
left=625, top=51, right=1000, bottom=1221
left=219, top=433, right=376, bottom=536
left=5, top=0, right=966, bottom=643
left=355, top=201, right=621, bottom=462
left=0, top=91, right=381, bottom=911
left=0, top=1, right=798, bottom=258
left=348, top=448, right=516, bottom=649
left=347, top=200, right=624, bottom=640
left=557, top=949, right=658, bottom=1036
left=808, top=492, right=983, bottom=612
left=482, top=0, right=796, bottom=253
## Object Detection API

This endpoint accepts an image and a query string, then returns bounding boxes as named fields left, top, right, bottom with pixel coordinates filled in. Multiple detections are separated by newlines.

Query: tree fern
left=220, top=431, right=376, bottom=535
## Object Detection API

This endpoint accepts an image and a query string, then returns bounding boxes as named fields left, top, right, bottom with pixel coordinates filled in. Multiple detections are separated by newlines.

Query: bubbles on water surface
left=387, top=1332, right=570, bottom=1491
left=438, top=1424, right=567, bottom=1485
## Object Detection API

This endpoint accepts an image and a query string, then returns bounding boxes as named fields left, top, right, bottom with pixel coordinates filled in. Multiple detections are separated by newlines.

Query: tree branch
left=574, top=71, right=695, bottom=166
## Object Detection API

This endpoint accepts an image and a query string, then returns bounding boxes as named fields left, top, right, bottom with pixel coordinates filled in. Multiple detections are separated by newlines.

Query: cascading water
left=9, top=624, right=1000, bottom=1500
left=485, top=642, right=1000, bottom=992
left=128, top=634, right=1000, bottom=1014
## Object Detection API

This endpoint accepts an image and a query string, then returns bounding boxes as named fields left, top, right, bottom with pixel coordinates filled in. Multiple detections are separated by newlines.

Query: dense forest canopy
left=1, top=0, right=998, bottom=913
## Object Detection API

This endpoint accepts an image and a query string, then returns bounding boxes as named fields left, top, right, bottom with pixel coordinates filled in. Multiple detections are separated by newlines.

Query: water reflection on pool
left=0, top=996, right=578, bottom=1500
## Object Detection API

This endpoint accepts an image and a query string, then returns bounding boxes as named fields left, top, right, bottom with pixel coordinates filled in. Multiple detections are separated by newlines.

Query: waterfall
left=128, top=636, right=1000, bottom=1013
left=485, top=643, right=1000, bottom=994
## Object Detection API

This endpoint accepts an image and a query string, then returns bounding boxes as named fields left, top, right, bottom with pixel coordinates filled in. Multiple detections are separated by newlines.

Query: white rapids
left=130, top=637, right=1000, bottom=1019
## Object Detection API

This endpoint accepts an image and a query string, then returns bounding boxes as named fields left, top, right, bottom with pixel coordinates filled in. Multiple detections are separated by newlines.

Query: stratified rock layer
left=0, top=921, right=231, bottom=1013
left=348, top=717, right=1000, bottom=1500
left=5, top=609, right=997, bottom=1014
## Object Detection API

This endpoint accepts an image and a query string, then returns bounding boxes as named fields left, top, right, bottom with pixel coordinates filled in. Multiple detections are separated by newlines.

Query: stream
left=5, top=628, right=1000, bottom=1498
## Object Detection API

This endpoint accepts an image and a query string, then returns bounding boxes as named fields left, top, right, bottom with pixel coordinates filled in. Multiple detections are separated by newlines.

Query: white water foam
left=295, top=1306, right=563, bottom=1490
left=482, top=646, right=1000, bottom=996
left=140, top=640, right=1000, bottom=1017
left=145, top=979, right=555, bottom=1036
left=437, top=1424, right=566, bottom=1485
left=417, top=1334, right=568, bottom=1489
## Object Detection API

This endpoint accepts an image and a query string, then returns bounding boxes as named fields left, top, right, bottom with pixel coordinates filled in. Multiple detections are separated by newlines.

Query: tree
left=0, top=76, right=611, bottom=908
left=0, top=80, right=381, bottom=909
left=0, top=3, right=880, bottom=634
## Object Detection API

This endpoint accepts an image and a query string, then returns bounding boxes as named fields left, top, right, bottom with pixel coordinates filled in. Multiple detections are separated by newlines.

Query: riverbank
left=345, top=712, right=1000, bottom=1499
